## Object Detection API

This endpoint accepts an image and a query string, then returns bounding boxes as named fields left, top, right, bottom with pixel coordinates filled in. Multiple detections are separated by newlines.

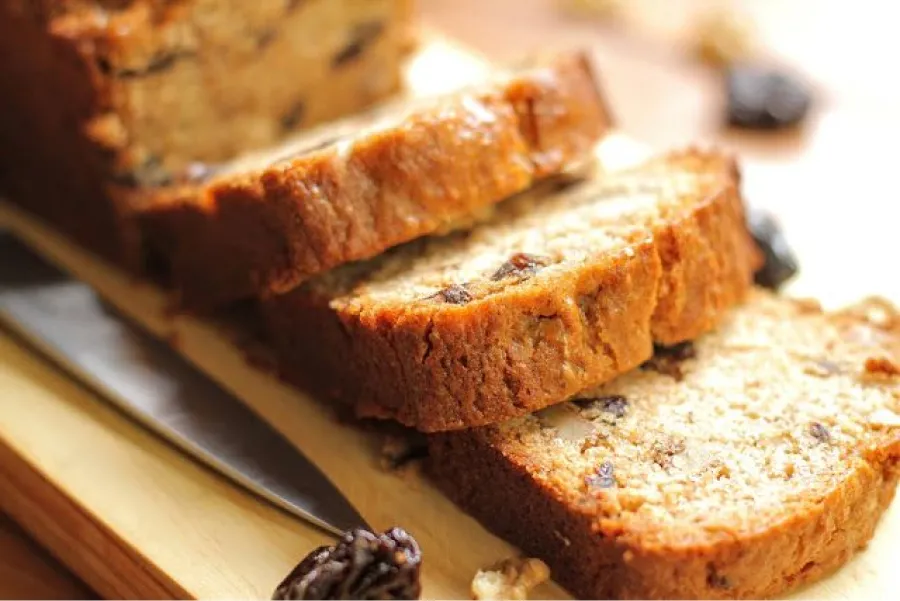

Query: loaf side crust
left=137, top=51, right=612, bottom=308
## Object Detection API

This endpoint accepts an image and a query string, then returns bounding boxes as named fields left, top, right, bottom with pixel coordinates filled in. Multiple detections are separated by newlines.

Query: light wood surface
left=2, top=0, right=900, bottom=597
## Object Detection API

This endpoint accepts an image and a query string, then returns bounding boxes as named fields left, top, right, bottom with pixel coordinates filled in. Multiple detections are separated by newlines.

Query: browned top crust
left=428, top=289, right=900, bottom=599
left=136, top=51, right=612, bottom=308
left=261, top=148, right=760, bottom=432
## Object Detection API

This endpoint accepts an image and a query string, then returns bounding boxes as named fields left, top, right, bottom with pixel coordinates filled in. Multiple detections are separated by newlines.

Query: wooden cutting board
left=0, top=36, right=897, bottom=601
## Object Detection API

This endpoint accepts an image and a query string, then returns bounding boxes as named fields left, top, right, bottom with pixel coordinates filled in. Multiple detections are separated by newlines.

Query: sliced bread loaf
left=0, top=0, right=413, bottom=265
left=429, top=289, right=900, bottom=599
left=136, top=51, right=611, bottom=308
left=261, top=149, right=760, bottom=432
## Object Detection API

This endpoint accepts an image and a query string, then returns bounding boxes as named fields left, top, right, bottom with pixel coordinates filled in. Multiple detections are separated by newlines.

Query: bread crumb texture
left=430, top=289, right=900, bottom=598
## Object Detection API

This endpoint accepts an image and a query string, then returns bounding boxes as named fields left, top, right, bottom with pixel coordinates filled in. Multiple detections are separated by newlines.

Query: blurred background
left=2, top=0, right=897, bottom=597
left=422, top=0, right=900, bottom=307
left=426, top=0, right=894, bottom=147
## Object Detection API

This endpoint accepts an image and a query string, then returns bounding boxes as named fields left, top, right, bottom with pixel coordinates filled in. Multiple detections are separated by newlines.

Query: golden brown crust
left=261, top=149, right=759, bottom=432
left=428, top=425, right=899, bottom=600
left=265, top=238, right=663, bottom=430
left=641, top=149, right=762, bottom=343
left=136, top=51, right=612, bottom=308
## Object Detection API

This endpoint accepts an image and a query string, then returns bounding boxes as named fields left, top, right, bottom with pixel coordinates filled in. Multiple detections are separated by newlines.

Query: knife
left=0, top=231, right=367, bottom=537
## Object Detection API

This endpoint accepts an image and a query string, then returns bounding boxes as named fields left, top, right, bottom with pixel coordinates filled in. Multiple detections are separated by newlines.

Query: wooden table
left=0, top=514, right=93, bottom=600
left=2, top=0, right=896, bottom=597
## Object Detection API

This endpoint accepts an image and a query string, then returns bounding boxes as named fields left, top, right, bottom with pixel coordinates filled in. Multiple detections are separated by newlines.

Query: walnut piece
left=844, top=297, right=900, bottom=330
left=692, top=9, right=755, bottom=67
left=650, top=436, right=686, bottom=469
left=865, top=356, right=900, bottom=377
left=471, top=557, right=551, bottom=601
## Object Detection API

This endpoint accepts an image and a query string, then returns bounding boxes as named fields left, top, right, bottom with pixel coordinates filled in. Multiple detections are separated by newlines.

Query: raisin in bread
left=137, top=51, right=611, bottom=308
left=0, top=0, right=412, bottom=263
left=429, top=289, right=900, bottom=599
left=261, top=148, right=759, bottom=432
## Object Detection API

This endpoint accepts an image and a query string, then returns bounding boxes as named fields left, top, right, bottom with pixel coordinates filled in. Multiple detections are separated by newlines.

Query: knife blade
left=0, top=232, right=367, bottom=536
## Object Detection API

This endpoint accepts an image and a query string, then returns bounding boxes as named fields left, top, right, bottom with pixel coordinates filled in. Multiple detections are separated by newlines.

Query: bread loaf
left=0, top=0, right=413, bottom=263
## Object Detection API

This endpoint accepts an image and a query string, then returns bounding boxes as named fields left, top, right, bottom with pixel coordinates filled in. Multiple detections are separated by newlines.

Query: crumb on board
left=471, top=557, right=551, bottom=600
left=379, top=433, right=428, bottom=480
left=692, top=9, right=755, bottom=67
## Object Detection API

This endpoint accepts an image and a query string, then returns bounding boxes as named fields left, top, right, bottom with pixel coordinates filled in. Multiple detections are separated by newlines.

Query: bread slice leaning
left=136, top=51, right=612, bottom=309
left=429, top=289, right=900, bottom=599
left=261, top=148, right=760, bottom=432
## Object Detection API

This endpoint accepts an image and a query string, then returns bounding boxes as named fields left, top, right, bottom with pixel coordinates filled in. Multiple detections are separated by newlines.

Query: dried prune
left=726, top=65, right=811, bottom=130
left=585, top=460, right=616, bottom=490
left=490, top=253, right=550, bottom=281
left=748, top=209, right=799, bottom=290
left=333, top=22, right=385, bottom=67
left=98, top=50, right=194, bottom=79
left=809, top=422, right=831, bottom=443
left=432, top=284, right=472, bottom=305
left=641, top=341, right=696, bottom=380
left=670, top=342, right=695, bottom=361
left=273, top=527, right=422, bottom=600
left=574, top=395, right=628, bottom=418
left=181, top=162, right=219, bottom=184
left=110, top=155, right=173, bottom=188
left=545, top=173, right=585, bottom=193
left=281, top=100, right=308, bottom=132
left=380, top=434, right=428, bottom=471
left=599, top=395, right=628, bottom=418
left=707, top=567, right=731, bottom=589
left=257, top=28, right=277, bottom=49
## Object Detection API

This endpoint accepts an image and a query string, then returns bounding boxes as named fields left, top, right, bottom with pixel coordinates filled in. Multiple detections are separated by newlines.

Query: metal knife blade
left=0, top=232, right=367, bottom=536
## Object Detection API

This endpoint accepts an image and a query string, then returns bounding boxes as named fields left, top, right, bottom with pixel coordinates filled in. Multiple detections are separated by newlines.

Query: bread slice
left=136, top=51, right=611, bottom=308
left=261, top=148, right=759, bottom=432
left=429, top=289, right=900, bottom=599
